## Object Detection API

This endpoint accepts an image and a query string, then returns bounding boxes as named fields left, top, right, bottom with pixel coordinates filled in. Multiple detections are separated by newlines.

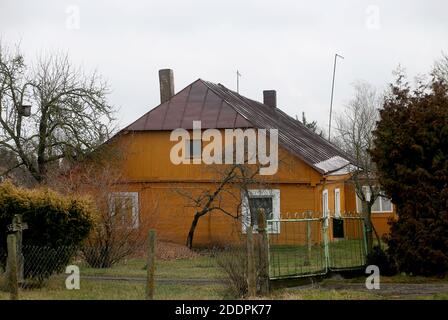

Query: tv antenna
left=236, top=70, right=242, bottom=93
left=328, top=53, right=344, bottom=141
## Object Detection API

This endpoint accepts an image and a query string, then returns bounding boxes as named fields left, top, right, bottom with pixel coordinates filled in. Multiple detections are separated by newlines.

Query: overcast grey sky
left=1, top=0, right=447, bottom=131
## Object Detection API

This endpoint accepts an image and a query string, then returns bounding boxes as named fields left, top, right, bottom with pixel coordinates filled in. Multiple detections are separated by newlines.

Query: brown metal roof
left=124, top=79, right=252, bottom=130
left=123, top=79, right=354, bottom=174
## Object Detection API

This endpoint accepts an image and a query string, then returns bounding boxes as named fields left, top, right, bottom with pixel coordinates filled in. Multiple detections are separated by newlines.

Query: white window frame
left=334, top=188, right=341, bottom=218
left=109, top=192, right=139, bottom=229
left=356, top=187, right=393, bottom=213
left=241, top=189, right=280, bottom=234
left=322, top=189, right=329, bottom=227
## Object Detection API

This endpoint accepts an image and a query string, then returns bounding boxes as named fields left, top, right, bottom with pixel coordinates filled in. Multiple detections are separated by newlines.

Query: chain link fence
left=20, top=245, right=77, bottom=289
left=0, top=240, right=226, bottom=300
left=0, top=247, right=6, bottom=281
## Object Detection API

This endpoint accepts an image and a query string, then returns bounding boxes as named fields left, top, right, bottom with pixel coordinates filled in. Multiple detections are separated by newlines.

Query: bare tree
left=335, top=81, right=383, bottom=252
left=434, top=53, right=448, bottom=83
left=0, top=42, right=115, bottom=184
left=0, top=146, right=34, bottom=185
left=175, top=162, right=266, bottom=249
left=51, top=142, right=159, bottom=268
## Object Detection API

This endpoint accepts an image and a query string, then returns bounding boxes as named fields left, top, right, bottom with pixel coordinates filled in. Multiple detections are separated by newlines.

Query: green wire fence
left=267, top=212, right=367, bottom=279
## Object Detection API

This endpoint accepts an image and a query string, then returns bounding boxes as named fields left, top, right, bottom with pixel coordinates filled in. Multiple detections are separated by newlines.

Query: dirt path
left=80, top=275, right=224, bottom=285
left=291, top=282, right=448, bottom=298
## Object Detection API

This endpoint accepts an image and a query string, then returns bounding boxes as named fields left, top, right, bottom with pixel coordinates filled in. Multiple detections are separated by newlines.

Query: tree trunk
left=373, top=224, right=381, bottom=248
left=361, top=200, right=374, bottom=254
left=186, top=212, right=201, bottom=249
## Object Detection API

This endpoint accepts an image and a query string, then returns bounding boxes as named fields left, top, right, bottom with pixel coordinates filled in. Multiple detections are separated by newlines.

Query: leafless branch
left=0, top=41, right=116, bottom=184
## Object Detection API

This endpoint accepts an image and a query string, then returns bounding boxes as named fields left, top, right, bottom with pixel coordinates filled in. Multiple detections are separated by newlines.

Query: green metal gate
left=267, top=213, right=367, bottom=279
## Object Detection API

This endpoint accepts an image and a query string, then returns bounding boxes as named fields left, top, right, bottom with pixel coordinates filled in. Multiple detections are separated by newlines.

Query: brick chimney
left=159, top=69, right=175, bottom=103
left=263, top=90, right=276, bottom=108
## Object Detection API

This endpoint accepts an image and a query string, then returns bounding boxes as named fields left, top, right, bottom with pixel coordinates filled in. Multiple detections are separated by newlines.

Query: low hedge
left=0, top=181, right=93, bottom=282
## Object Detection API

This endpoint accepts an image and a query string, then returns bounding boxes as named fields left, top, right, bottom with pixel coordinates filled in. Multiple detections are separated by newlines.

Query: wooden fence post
left=257, top=208, right=270, bottom=295
left=12, top=214, right=27, bottom=283
left=7, top=234, right=19, bottom=300
left=146, top=229, right=156, bottom=300
left=246, top=226, right=256, bottom=297
left=322, top=213, right=330, bottom=271
left=305, top=211, right=312, bottom=266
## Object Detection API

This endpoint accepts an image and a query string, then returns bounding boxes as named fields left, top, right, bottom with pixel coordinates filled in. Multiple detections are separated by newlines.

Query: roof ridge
left=199, top=80, right=256, bottom=127
left=214, top=82, right=355, bottom=164
left=122, top=78, right=203, bottom=132
left=200, top=81, right=355, bottom=170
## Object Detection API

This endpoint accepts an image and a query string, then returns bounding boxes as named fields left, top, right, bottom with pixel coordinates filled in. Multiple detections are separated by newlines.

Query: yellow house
left=105, top=69, right=395, bottom=247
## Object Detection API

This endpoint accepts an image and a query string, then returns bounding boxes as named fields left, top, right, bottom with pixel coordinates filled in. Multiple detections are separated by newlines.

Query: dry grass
left=271, top=289, right=381, bottom=300
left=0, top=277, right=227, bottom=300
left=156, top=241, right=200, bottom=260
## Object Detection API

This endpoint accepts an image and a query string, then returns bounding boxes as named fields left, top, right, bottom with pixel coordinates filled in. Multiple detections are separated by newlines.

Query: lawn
left=0, top=277, right=227, bottom=300
left=1, top=270, right=447, bottom=300
left=0, top=278, right=405, bottom=300
left=78, top=255, right=225, bottom=280
left=0, top=254, right=228, bottom=300
left=2, top=282, right=447, bottom=300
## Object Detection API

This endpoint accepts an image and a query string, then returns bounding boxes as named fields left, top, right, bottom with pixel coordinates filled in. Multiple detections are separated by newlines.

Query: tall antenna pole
left=328, top=53, right=344, bottom=141
left=236, top=70, right=241, bottom=93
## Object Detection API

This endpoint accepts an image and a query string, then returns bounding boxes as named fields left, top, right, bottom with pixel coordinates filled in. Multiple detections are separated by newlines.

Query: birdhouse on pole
left=20, top=105, right=31, bottom=117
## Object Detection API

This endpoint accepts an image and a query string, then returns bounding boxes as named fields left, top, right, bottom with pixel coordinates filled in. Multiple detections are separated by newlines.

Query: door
left=334, top=188, right=341, bottom=218
left=333, top=188, right=344, bottom=238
